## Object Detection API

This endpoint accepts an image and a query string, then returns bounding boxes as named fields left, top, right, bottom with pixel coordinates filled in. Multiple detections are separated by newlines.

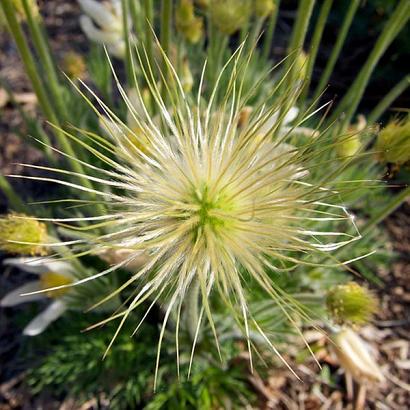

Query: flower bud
left=376, top=117, right=410, bottom=166
left=294, top=50, right=309, bottom=83
left=332, top=328, right=384, bottom=384
left=255, top=0, right=275, bottom=19
left=13, top=0, right=39, bottom=21
left=326, top=282, right=377, bottom=326
left=181, top=58, right=194, bottom=93
left=61, top=51, right=86, bottom=80
left=209, top=0, right=252, bottom=35
left=336, top=134, right=362, bottom=159
left=176, top=0, right=204, bottom=44
left=0, top=214, right=48, bottom=256
left=195, top=0, right=209, bottom=8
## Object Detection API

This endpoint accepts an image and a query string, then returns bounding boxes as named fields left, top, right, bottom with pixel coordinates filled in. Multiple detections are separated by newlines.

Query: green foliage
left=25, top=313, right=255, bottom=409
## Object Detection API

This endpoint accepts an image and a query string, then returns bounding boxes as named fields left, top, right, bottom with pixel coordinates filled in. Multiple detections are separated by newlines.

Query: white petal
left=1, top=281, right=44, bottom=307
left=23, top=300, right=67, bottom=336
left=78, top=0, right=121, bottom=31
left=106, top=40, right=126, bottom=58
left=3, top=257, right=46, bottom=274
left=283, top=106, right=299, bottom=125
left=3, top=257, right=74, bottom=277
left=79, top=15, right=122, bottom=45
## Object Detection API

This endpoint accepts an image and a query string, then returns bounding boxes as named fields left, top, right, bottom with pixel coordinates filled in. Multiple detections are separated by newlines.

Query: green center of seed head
left=192, top=183, right=233, bottom=235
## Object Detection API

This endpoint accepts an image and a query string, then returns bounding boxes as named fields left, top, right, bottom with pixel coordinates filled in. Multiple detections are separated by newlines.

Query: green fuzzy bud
left=195, top=0, right=209, bottom=8
left=376, top=117, right=410, bottom=166
left=61, top=51, right=86, bottom=80
left=336, top=134, right=362, bottom=159
left=255, top=0, right=275, bottom=18
left=176, top=0, right=204, bottom=44
left=0, top=214, right=48, bottom=256
left=176, top=0, right=195, bottom=22
left=326, top=282, right=378, bottom=326
left=210, top=0, right=252, bottom=35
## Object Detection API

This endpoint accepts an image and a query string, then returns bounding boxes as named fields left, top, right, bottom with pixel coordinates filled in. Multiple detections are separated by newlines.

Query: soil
left=0, top=1, right=409, bottom=409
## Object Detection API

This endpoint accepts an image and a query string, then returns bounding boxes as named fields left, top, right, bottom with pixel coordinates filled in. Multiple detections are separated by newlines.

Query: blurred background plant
left=0, top=0, right=409, bottom=408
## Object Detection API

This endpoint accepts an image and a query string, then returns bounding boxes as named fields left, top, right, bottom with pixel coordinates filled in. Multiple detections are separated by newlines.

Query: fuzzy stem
left=334, top=0, right=410, bottom=129
left=310, top=0, right=359, bottom=107
left=160, top=0, right=172, bottom=56
left=0, top=175, right=27, bottom=213
left=298, top=0, right=333, bottom=107
left=21, top=0, right=67, bottom=120
left=261, top=0, right=281, bottom=61
left=186, top=278, right=200, bottom=342
left=368, top=75, right=410, bottom=124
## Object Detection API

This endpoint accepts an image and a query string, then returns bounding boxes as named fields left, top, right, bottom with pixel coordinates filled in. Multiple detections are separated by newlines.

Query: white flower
left=1, top=258, right=74, bottom=336
left=259, top=106, right=319, bottom=137
left=78, top=0, right=126, bottom=58
left=332, top=327, right=384, bottom=384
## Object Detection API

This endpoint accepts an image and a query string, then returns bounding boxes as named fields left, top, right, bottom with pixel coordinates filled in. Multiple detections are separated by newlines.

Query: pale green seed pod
left=209, top=0, right=252, bottom=35
left=255, top=0, right=275, bottom=18
left=332, top=328, right=384, bottom=384
left=326, top=282, right=377, bottom=326
left=0, top=214, right=48, bottom=256
left=376, top=117, right=410, bottom=166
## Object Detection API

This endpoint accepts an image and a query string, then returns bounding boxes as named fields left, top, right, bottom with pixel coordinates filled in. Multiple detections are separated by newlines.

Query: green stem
left=310, top=0, right=359, bottom=108
left=279, top=0, right=315, bottom=125
left=160, top=0, right=172, bottom=57
left=121, top=0, right=133, bottom=87
left=333, top=0, right=410, bottom=129
left=129, top=0, right=142, bottom=38
left=21, top=0, right=67, bottom=121
left=1, top=0, right=54, bottom=158
left=368, top=75, right=410, bottom=124
left=186, top=279, right=200, bottom=342
left=143, top=0, right=154, bottom=71
left=286, top=0, right=316, bottom=59
left=262, top=0, right=281, bottom=61
left=299, top=0, right=333, bottom=107
left=0, top=175, right=27, bottom=213
left=1, top=0, right=105, bottom=214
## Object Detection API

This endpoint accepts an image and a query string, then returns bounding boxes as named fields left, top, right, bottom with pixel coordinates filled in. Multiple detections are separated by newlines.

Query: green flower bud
left=176, top=0, right=195, bottom=22
left=210, top=0, right=252, bottom=35
left=195, top=0, right=209, bottom=8
left=255, top=0, right=275, bottom=18
left=181, top=58, right=194, bottom=93
left=61, top=51, right=86, bottom=80
left=336, top=134, right=362, bottom=159
left=326, top=282, right=377, bottom=326
left=0, top=214, right=48, bottom=256
left=376, top=117, right=410, bottom=166
left=176, top=0, right=204, bottom=44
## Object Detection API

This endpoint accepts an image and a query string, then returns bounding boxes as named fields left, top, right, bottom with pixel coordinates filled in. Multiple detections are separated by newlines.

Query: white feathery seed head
left=13, top=43, right=365, bottom=385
